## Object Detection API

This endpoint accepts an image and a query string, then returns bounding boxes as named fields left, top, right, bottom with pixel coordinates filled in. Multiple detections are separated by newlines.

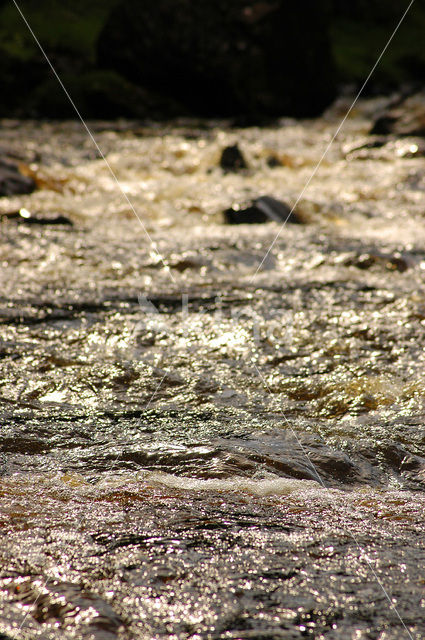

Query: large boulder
left=97, top=0, right=336, bottom=119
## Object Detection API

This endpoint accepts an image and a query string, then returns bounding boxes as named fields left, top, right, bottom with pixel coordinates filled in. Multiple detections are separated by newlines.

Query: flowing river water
left=0, top=96, right=425, bottom=638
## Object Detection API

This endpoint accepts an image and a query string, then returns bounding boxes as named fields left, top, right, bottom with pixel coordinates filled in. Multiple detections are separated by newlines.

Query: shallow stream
left=0, top=96, right=425, bottom=638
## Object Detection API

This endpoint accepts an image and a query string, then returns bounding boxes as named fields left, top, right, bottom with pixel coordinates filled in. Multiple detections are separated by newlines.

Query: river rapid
left=0, top=96, right=425, bottom=638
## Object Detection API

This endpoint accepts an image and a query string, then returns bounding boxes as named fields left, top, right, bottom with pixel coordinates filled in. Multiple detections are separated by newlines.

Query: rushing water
left=1, top=96, right=425, bottom=638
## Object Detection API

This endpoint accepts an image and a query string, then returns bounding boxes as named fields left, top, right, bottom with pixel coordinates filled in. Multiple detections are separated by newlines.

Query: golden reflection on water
left=0, top=98, right=423, bottom=238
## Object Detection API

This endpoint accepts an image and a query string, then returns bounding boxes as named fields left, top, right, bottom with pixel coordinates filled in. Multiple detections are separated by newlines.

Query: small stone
left=266, top=155, right=282, bottom=168
left=15, top=209, right=73, bottom=226
left=344, top=250, right=416, bottom=273
left=219, top=144, right=247, bottom=172
left=224, top=195, right=302, bottom=225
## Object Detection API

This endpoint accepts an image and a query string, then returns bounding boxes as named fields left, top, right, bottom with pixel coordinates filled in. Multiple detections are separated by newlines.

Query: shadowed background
left=0, top=0, right=424, bottom=120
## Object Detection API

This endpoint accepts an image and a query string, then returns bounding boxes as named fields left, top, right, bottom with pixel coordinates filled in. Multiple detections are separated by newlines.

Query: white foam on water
left=138, top=471, right=321, bottom=496
left=1, top=471, right=320, bottom=501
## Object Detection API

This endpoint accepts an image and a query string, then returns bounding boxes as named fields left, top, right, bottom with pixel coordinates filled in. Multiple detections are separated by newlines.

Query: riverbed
left=0, top=96, right=425, bottom=638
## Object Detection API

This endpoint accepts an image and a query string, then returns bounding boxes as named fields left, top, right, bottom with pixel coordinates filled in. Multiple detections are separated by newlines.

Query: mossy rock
left=28, top=70, right=186, bottom=119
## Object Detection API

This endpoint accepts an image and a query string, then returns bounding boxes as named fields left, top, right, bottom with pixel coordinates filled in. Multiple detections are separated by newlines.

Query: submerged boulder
left=97, top=0, right=336, bottom=119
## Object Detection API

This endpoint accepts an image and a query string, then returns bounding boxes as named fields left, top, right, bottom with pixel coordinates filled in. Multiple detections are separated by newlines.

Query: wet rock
left=344, top=136, right=425, bottom=162
left=266, top=154, right=282, bottom=168
left=371, top=91, right=425, bottom=136
left=2, top=208, right=73, bottom=226
left=220, top=431, right=378, bottom=486
left=342, top=250, right=416, bottom=273
left=0, top=159, right=36, bottom=197
left=343, top=137, right=388, bottom=160
left=219, top=144, right=247, bottom=172
left=401, top=453, right=425, bottom=472
left=379, top=442, right=415, bottom=471
left=224, top=195, right=302, bottom=224
left=308, top=448, right=357, bottom=483
left=97, top=0, right=336, bottom=118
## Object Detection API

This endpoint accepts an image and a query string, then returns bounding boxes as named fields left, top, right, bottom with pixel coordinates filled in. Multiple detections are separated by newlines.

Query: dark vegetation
left=0, top=0, right=424, bottom=119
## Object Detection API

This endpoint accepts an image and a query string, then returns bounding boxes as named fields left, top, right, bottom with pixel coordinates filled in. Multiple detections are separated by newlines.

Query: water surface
left=1, top=97, right=425, bottom=638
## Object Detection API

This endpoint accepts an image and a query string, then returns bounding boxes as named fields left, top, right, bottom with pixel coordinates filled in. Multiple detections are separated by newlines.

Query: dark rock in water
left=343, top=249, right=416, bottom=273
left=97, top=0, right=336, bottom=118
left=224, top=195, right=302, bottom=224
left=2, top=208, right=73, bottom=226
left=266, top=155, right=282, bottom=168
left=370, top=114, right=398, bottom=136
left=344, top=138, right=388, bottom=156
left=371, top=92, right=425, bottom=136
left=0, top=159, right=36, bottom=197
left=21, top=213, right=73, bottom=226
left=219, top=144, right=247, bottom=172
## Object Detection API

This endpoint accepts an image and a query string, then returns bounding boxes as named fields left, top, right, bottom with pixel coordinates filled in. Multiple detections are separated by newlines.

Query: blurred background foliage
left=0, top=0, right=424, bottom=118
left=330, top=0, right=425, bottom=86
left=0, top=0, right=116, bottom=62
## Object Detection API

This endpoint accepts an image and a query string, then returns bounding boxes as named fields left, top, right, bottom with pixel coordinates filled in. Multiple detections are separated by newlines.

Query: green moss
left=331, top=5, right=425, bottom=87
left=1, top=0, right=425, bottom=119
left=0, top=0, right=118, bottom=63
